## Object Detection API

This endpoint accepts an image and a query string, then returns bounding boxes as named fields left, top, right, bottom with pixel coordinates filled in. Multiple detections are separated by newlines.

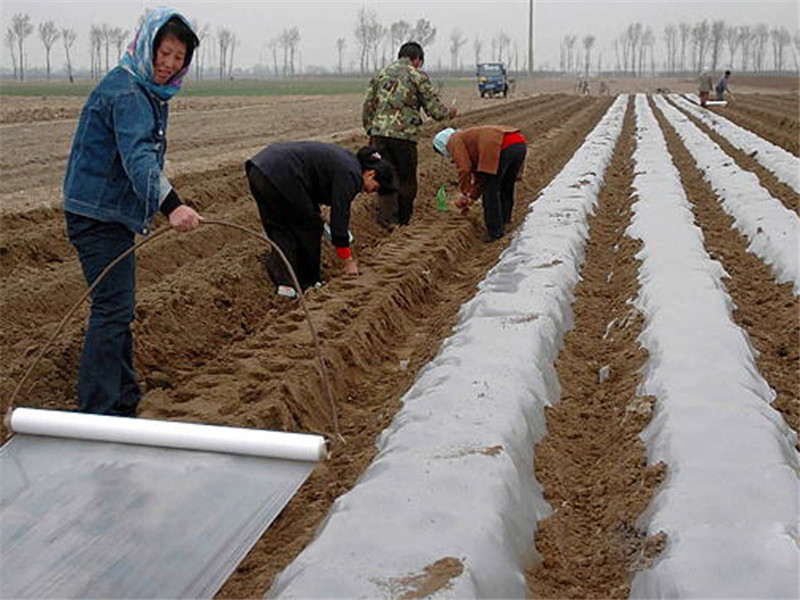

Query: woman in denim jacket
left=62, top=8, right=200, bottom=416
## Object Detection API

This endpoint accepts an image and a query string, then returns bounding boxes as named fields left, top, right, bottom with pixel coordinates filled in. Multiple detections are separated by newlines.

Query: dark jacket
left=247, top=142, right=363, bottom=248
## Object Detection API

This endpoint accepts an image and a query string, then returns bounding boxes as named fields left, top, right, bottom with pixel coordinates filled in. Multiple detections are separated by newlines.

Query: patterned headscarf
left=119, top=7, right=196, bottom=101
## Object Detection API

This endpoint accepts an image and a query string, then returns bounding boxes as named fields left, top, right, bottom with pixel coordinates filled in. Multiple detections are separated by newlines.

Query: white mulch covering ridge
left=654, top=94, right=799, bottom=295
left=628, top=94, right=799, bottom=599
left=677, top=93, right=800, bottom=193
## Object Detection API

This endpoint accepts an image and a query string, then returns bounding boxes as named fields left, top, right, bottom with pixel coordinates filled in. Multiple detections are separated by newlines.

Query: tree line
left=3, top=8, right=522, bottom=82
left=562, top=19, right=799, bottom=76
left=5, top=10, right=799, bottom=82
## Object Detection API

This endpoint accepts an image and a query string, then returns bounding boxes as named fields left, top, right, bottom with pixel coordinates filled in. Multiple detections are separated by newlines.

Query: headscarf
left=119, top=7, right=197, bottom=101
left=433, top=127, right=456, bottom=157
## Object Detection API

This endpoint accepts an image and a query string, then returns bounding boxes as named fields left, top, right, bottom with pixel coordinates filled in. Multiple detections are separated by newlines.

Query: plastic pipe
left=6, top=407, right=327, bottom=462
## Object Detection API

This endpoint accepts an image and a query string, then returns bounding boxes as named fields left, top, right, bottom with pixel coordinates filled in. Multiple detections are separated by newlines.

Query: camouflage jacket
left=362, top=57, right=451, bottom=142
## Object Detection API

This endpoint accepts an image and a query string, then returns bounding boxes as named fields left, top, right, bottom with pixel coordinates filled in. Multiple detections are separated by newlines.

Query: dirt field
left=0, top=76, right=797, bottom=598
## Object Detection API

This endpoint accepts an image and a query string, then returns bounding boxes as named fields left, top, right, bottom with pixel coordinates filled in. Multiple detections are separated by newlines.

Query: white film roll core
left=8, top=408, right=327, bottom=462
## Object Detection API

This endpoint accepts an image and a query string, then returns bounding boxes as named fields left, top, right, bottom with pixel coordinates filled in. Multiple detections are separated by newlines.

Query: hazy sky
left=1, top=0, right=797, bottom=74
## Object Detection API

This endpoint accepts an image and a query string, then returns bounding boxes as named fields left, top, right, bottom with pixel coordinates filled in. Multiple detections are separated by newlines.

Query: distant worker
left=698, top=67, right=714, bottom=107
left=432, top=125, right=527, bottom=243
left=245, top=142, right=396, bottom=298
left=716, top=70, right=733, bottom=101
left=62, top=8, right=200, bottom=416
left=362, top=41, right=457, bottom=228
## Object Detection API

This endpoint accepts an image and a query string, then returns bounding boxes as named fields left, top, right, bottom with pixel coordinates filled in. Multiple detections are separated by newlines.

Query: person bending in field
left=245, top=143, right=396, bottom=298
left=432, top=126, right=527, bottom=243
left=698, top=67, right=714, bottom=107
left=62, top=8, right=201, bottom=417
left=716, top=70, right=733, bottom=101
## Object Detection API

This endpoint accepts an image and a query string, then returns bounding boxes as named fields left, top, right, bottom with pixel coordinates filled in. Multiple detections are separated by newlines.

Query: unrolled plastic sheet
left=0, top=420, right=319, bottom=599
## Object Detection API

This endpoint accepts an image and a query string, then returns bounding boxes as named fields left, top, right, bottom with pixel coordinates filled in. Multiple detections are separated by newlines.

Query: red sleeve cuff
left=336, top=246, right=352, bottom=260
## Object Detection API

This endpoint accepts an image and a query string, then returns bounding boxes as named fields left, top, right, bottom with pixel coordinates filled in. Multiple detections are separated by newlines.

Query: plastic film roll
left=7, top=408, right=327, bottom=462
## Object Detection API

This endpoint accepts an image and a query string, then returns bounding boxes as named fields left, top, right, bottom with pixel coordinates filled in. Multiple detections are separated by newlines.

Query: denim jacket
left=63, top=67, right=169, bottom=235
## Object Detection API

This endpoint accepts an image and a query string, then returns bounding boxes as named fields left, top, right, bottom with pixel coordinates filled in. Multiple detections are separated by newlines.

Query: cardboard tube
left=8, top=408, right=327, bottom=462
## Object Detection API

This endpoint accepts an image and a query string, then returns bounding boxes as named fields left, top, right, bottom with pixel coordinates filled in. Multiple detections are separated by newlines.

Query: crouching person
left=245, top=142, right=396, bottom=297
left=433, top=126, right=527, bottom=242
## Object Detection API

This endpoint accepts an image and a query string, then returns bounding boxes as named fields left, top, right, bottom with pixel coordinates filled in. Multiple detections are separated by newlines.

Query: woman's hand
left=341, top=257, right=359, bottom=277
left=455, top=193, right=471, bottom=216
left=169, top=204, right=202, bottom=232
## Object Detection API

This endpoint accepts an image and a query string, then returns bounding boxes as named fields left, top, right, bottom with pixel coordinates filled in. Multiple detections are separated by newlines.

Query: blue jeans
left=65, top=212, right=140, bottom=416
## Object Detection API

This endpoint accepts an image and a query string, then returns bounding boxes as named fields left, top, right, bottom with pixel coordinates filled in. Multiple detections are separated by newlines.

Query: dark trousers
left=246, top=164, right=323, bottom=289
left=370, top=136, right=418, bottom=226
left=65, top=212, right=140, bottom=416
left=480, top=143, right=527, bottom=239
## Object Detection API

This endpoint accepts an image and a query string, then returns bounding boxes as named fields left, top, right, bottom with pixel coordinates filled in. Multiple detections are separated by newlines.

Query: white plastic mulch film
left=268, top=95, right=629, bottom=599
left=0, top=409, right=325, bottom=599
left=629, top=94, right=799, bottom=598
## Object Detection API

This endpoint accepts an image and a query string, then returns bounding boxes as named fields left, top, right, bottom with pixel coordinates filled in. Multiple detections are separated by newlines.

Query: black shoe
left=482, top=233, right=502, bottom=243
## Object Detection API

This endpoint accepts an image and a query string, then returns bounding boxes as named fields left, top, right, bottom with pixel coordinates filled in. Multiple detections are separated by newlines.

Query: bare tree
left=61, top=27, right=76, bottom=83
left=449, top=28, right=467, bottom=71
left=409, top=18, right=436, bottom=47
left=626, top=23, right=643, bottom=74
left=663, top=24, right=678, bottom=73
left=753, top=23, right=769, bottom=71
left=389, top=20, right=410, bottom=52
left=227, top=33, right=237, bottom=78
left=367, top=21, right=384, bottom=71
left=678, top=22, right=691, bottom=71
left=287, top=27, right=300, bottom=76
left=473, top=35, right=483, bottom=67
left=89, top=25, right=102, bottom=79
left=710, top=20, right=725, bottom=71
left=336, top=37, right=346, bottom=75
left=192, top=22, right=210, bottom=79
left=640, top=27, right=653, bottom=75
left=691, top=20, right=710, bottom=71
left=267, top=36, right=279, bottom=77
left=217, top=27, right=232, bottom=79
left=11, top=13, right=33, bottom=81
left=109, top=27, right=130, bottom=65
left=771, top=27, right=791, bottom=71
left=279, top=29, right=290, bottom=77
left=38, top=21, right=60, bottom=80
left=793, top=29, right=800, bottom=72
left=5, top=27, right=18, bottom=80
left=354, top=7, right=377, bottom=74
left=582, top=34, right=595, bottom=75
left=724, top=25, right=741, bottom=70
left=100, top=24, right=113, bottom=73
left=739, top=25, right=753, bottom=71
left=496, top=31, right=511, bottom=64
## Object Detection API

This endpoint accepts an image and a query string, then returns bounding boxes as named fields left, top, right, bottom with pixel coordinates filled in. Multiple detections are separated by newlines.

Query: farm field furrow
left=1, top=83, right=797, bottom=599
left=668, top=97, right=800, bottom=214
left=710, top=94, right=800, bottom=155
left=527, top=97, right=662, bottom=598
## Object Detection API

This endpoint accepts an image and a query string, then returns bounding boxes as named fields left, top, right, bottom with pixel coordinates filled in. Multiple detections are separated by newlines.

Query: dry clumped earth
left=0, top=76, right=797, bottom=598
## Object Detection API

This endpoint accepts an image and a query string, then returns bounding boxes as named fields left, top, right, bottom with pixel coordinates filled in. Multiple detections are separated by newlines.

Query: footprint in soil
left=274, top=322, right=299, bottom=334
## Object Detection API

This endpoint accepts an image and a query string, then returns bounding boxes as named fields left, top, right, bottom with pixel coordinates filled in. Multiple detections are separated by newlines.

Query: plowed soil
left=1, top=81, right=796, bottom=598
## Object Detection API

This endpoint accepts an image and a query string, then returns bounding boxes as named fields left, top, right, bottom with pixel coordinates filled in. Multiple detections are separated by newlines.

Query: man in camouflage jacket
left=362, top=41, right=456, bottom=226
